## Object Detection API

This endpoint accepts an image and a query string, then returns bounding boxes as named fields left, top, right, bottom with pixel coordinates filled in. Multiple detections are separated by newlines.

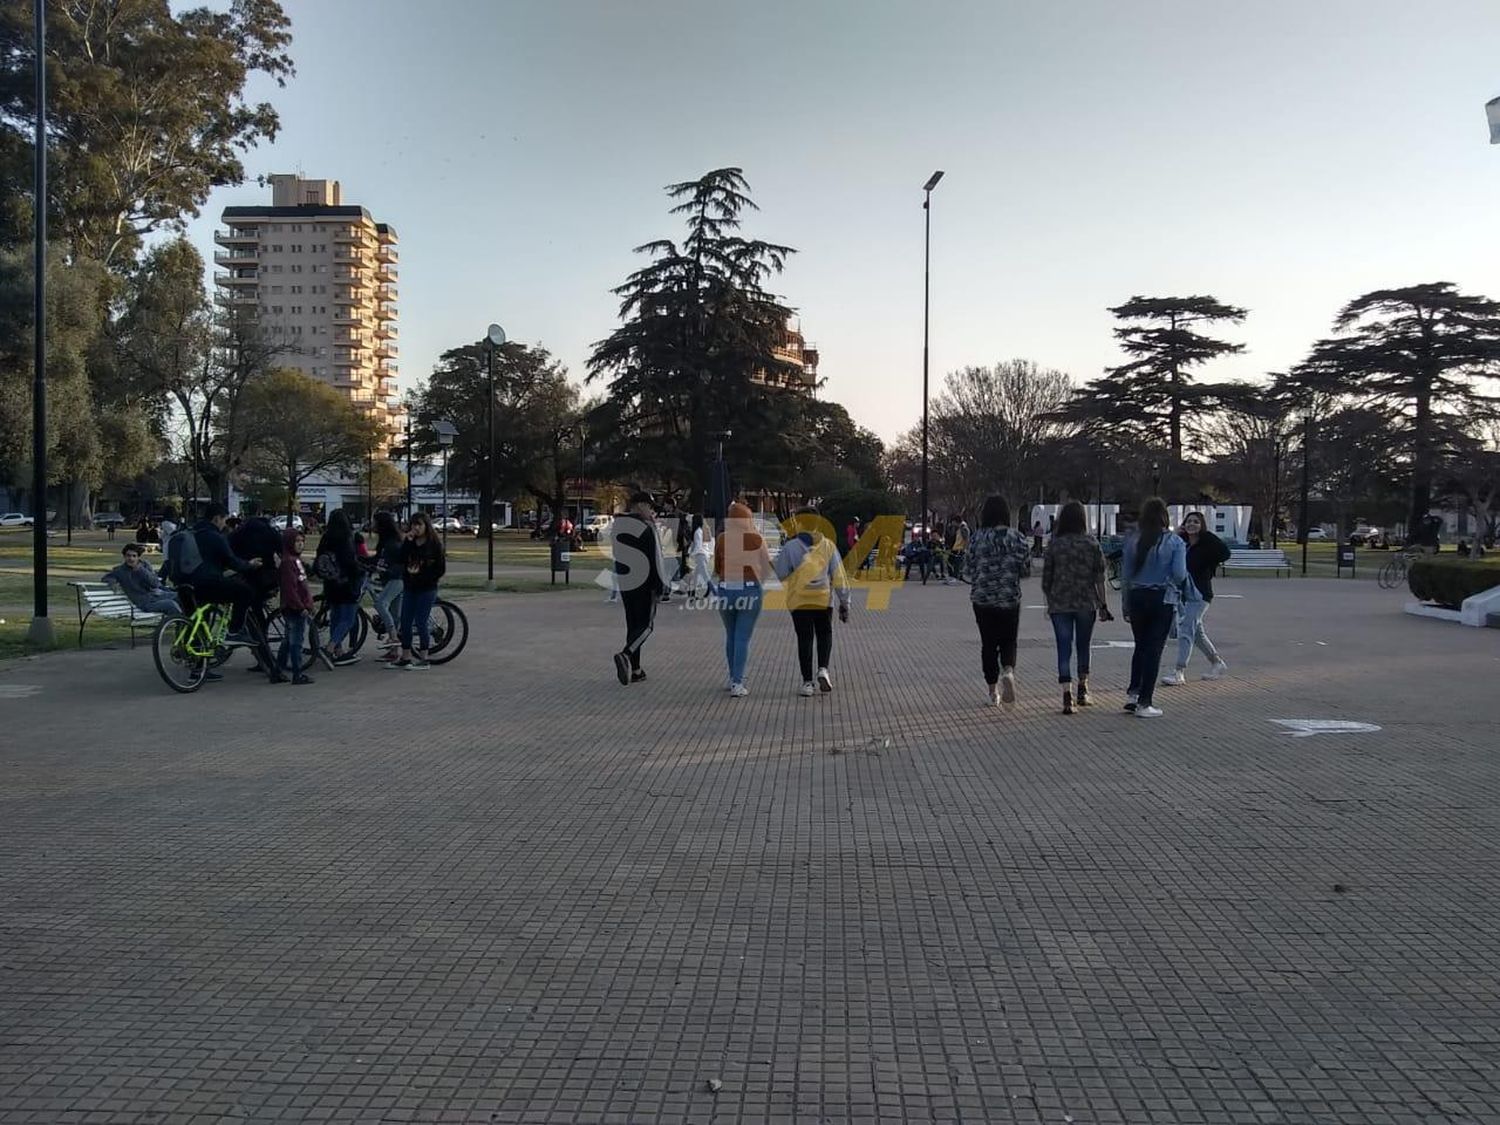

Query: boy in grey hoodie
left=773, top=508, right=852, bottom=696
left=103, top=544, right=180, bottom=615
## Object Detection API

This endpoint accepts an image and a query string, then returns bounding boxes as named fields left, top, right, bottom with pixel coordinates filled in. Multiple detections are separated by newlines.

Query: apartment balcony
left=376, top=343, right=398, bottom=360
left=214, top=227, right=259, bottom=246
left=333, top=248, right=369, bottom=265
left=378, top=362, right=399, bottom=377
left=213, top=291, right=258, bottom=307
left=376, top=242, right=396, bottom=264
left=213, top=248, right=259, bottom=266
left=333, top=269, right=369, bottom=285
left=214, top=270, right=258, bottom=285
left=375, top=322, right=398, bottom=339
left=376, top=264, right=396, bottom=282
left=334, top=288, right=374, bottom=307
left=334, top=226, right=367, bottom=244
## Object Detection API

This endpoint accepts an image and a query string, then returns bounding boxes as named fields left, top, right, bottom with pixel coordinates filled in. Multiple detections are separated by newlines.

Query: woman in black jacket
left=316, top=509, right=363, bottom=666
left=1161, top=510, right=1231, bottom=685
left=388, top=512, right=446, bottom=670
left=370, top=511, right=405, bottom=652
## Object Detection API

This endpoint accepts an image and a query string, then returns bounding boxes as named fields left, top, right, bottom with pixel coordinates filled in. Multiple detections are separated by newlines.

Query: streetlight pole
left=26, top=0, right=53, bottom=646
left=921, top=170, right=943, bottom=538
left=485, top=324, right=506, bottom=584
left=1270, top=433, right=1281, bottom=549
left=434, top=419, right=457, bottom=547
left=576, top=421, right=586, bottom=530
left=404, top=406, right=413, bottom=519
left=1299, top=409, right=1313, bottom=576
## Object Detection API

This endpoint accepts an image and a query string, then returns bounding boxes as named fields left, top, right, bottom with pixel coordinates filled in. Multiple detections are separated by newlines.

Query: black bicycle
left=311, top=583, right=468, bottom=665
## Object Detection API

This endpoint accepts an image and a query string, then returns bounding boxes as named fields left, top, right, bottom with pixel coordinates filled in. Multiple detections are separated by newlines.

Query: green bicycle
left=151, top=592, right=265, bottom=694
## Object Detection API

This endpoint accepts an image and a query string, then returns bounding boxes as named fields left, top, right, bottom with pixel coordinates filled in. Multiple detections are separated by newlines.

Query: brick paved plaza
left=1, top=576, right=1498, bottom=1124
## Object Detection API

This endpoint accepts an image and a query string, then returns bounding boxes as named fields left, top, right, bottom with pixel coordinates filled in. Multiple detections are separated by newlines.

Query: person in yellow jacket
left=772, top=508, right=852, bottom=697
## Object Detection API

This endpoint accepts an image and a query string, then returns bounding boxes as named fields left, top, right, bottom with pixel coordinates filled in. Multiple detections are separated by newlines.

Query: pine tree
left=1060, top=296, right=1247, bottom=461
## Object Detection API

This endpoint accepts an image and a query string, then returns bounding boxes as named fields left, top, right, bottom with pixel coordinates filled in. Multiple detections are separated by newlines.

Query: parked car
left=434, top=515, right=467, bottom=532
left=0, top=512, right=35, bottom=528
left=582, top=514, right=613, bottom=543
left=1348, top=525, right=1388, bottom=548
left=1304, top=527, right=1328, bottom=541
left=92, top=511, right=126, bottom=528
left=268, top=514, right=306, bottom=531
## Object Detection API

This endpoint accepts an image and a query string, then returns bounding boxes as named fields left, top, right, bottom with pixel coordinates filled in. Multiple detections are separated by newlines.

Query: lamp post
left=920, top=169, right=943, bottom=538
left=403, top=404, right=414, bottom=518
left=484, top=323, right=506, bottom=584
left=1270, top=432, right=1282, bottom=549
left=1298, top=409, right=1312, bottom=576
left=575, top=420, right=587, bottom=531
left=434, top=419, right=457, bottom=546
left=26, top=0, right=53, bottom=646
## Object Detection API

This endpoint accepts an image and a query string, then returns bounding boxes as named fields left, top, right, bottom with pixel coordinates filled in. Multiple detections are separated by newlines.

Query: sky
left=182, top=0, right=1500, bottom=442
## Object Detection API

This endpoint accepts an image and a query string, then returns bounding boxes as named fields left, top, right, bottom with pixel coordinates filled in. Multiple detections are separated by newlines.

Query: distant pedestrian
left=689, top=514, right=713, bottom=600
left=276, top=527, right=315, bottom=685
left=714, top=501, right=774, bottom=697
left=1160, top=510, right=1230, bottom=686
left=613, top=493, right=668, bottom=685
left=1121, top=497, right=1187, bottom=718
left=966, top=495, right=1031, bottom=706
left=675, top=513, right=692, bottom=591
left=774, top=508, right=852, bottom=697
left=1041, top=500, right=1112, bottom=714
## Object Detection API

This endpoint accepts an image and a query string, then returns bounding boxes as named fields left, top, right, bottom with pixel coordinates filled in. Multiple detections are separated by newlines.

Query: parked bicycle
left=310, top=581, right=469, bottom=665
left=1378, top=548, right=1422, bottom=590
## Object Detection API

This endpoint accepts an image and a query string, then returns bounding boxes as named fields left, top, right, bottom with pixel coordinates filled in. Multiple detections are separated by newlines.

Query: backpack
left=162, top=528, right=201, bottom=585
left=313, top=549, right=342, bottom=582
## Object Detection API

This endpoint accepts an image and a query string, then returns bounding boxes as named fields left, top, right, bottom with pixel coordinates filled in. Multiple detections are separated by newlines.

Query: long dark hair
left=979, top=495, right=1011, bottom=529
left=374, top=510, right=399, bottom=545
left=1134, top=497, right=1169, bottom=570
left=1054, top=500, right=1087, bottom=537
left=325, top=508, right=352, bottom=542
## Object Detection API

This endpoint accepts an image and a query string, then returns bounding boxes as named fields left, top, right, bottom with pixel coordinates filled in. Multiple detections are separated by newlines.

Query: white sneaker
left=987, top=684, right=999, bottom=707
left=943, top=577, right=957, bottom=586
left=1160, top=670, right=1186, bottom=686
left=725, top=677, right=736, bottom=692
left=730, top=683, right=749, bottom=698
left=1135, top=705, right=1164, bottom=718
left=1201, top=661, right=1228, bottom=681
left=1000, top=671, right=1016, bottom=704
left=799, top=681, right=816, bottom=697
left=817, top=668, right=833, bottom=693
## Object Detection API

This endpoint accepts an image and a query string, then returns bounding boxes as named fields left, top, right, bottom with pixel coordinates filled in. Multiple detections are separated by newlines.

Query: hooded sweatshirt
left=279, top=528, right=315, bottom=613
left=773, top=528, right=851, bottom=611
left=714, top=502, right=773, bottom=585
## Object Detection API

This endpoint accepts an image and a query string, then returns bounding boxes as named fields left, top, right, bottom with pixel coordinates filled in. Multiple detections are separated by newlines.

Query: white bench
left=68, top=581, right=166, bottom=649
left=1222, top=548, right=1292, bottom=577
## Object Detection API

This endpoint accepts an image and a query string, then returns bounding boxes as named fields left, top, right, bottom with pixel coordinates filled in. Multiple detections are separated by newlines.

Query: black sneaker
left=613, top=651, right=631, bottom=686
left=631, top=669, right=647, bottom=683
left=291, top=675, right=315, bottom=685
left=204, top=671, right=224, bottom=683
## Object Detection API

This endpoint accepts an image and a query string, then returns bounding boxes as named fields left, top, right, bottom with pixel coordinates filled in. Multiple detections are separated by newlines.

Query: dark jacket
left=315, top=527, right=362, bottom=605
left=399, top=534, right=446, bottom=593
left=191, top=519, right=253, bottom=577
left=278, top=528, right=315, bottom=613
left=376, top=531, right=404, bottom=579
left=1185, top=530, right=1231, bottom=601
left=229, top=518, right=281, bottom=569
left=613, top=513, right=666, bottom=596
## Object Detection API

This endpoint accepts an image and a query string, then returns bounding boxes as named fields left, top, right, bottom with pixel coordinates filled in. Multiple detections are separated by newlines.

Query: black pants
left=973, top=603, right=1021, bottom=685
left=621, top=590, right=657, bottom=672
left=192, top=572, right=256, bottom=633
left=1127, top=587, right=1175, bottom=707
left=791, top=607, right=833, bottom=681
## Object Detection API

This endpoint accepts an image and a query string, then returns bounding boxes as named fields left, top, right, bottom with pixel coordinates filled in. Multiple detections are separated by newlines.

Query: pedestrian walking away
left=966, top=495, right=1032, bottom=707
left=277, top=527, right=316, bottom=685
left=714, top=501, right=775, bottom=697
left=773, top=507, right=852, bottom=697
left=1121, top=496, right=1188, bottom=717
left=1041, top=500, right=1114, bottom=714
left=689, top=514, right=714, bottom=600
left=389, top=512, right=446, bottom=670
left=613, top=493, right=668, bottom=685
left=1161, top=509, right=1231, bottom=685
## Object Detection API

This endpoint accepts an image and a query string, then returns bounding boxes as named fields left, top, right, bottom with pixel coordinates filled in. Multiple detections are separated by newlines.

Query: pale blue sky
left=183, top=0, right=1500, bottom=441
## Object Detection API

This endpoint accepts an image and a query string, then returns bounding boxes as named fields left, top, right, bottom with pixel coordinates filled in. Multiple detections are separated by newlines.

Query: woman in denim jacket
left=1121, top=497, right=1188, bottom=717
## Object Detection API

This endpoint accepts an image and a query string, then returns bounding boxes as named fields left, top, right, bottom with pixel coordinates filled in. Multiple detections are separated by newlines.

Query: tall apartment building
left=756, top=321, right=819, bottom=392
left=213, top=174, right=399, bottom=433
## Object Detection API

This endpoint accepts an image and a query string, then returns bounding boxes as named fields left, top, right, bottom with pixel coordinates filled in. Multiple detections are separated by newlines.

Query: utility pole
left=26, top=0, right=53, bottom=646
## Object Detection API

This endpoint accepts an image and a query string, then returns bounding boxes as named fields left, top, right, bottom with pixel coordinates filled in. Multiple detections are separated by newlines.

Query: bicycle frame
left=179, top=603, right=230, bottom=660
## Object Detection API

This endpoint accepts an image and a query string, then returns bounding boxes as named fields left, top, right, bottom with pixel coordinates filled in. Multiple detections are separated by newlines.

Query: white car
left=269, top=514, right=306, bottom=531
left=0, top=512, right=35, bottom=528
left=1304, top=527, right=1328, bottom=541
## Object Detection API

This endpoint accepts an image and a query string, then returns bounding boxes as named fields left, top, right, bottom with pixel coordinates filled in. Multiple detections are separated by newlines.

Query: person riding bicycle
left=180, top=504, right=276, bottom=676
left=229, top=514, right=284, bottom=672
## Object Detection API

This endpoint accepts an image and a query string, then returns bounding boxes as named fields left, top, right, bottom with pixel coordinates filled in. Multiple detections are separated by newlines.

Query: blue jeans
left=329, top=602, right=357, bottom=650
left=400, top=587, right=439, bottom=653
left=1174, top=599, right=1221, bottom=670
left=277, top=610, right=306, bottom=674
left=1127, top=588, right=1175, bottom=707
left=718, top=584, right=763, bottom=684
left=1048, top=610, right=1097, bottom=683
left=374, top=578, right=403, bottom=637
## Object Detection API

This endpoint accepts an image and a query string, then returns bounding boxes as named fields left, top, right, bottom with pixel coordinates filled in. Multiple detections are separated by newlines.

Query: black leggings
left=791, top=608, right=833, bottom=681
left=973, top=603, right=1021, bottom=685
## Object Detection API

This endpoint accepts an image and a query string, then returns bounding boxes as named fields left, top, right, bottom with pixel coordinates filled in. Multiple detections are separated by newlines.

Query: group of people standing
left=605, top=492, right=1233, bottom=717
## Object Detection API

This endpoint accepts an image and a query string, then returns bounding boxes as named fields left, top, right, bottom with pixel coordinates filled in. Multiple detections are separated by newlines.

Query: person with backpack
left=773, top=508, right=852, bottom=697
left=276, top=527, right=315, bottom=685
left=388, top=512, right=446, bottom=670
left=229, top=514, right=283, bottom=673
left=172, top=503, right=278, bottom=679
left=315, top=509, right=363, bottom=667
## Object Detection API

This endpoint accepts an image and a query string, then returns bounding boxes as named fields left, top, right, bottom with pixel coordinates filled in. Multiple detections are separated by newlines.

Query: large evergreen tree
left=587, top=168, right=801, bottom=507
left=1060, top=295, right=1246, bottom=460
left=1299, top=283, right=1500, bottom=532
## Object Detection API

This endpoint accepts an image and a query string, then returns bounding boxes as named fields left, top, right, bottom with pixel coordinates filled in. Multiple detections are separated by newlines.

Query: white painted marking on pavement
left=0, top=684, right=41, bottom=699
left=1091, top=640, right=1135, bottom=649
left=1271, top=719, right=1382, bottom=738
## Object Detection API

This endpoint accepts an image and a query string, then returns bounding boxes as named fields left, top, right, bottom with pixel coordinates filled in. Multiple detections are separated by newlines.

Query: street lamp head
left=923, top=170, right=945, bottom=192
left=486, top=323, right=507, bottom=347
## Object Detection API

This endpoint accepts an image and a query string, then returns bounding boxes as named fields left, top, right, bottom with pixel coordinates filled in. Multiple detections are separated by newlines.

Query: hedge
left=1408, top=558, right=1500, bottom=609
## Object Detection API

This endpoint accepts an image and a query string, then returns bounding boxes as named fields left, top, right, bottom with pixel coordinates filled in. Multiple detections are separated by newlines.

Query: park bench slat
left=68, top=581, right=166, bottom=649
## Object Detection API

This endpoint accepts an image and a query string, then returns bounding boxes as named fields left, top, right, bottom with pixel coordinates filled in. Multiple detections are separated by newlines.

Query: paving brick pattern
left=1, top=576, right=1499, bottom=1123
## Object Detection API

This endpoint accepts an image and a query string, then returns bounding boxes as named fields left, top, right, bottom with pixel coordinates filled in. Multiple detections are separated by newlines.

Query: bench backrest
left=72, top=582, right=154, bottom=618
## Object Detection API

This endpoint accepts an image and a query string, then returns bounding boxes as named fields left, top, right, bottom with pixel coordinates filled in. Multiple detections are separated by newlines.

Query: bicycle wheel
left=346, top=607, right=370, bottom=655
left=263, top=609, right=319, bottom=673
left=153, top=614, right=209, bottom=694
left=425, top=600, right=468, bottom=665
